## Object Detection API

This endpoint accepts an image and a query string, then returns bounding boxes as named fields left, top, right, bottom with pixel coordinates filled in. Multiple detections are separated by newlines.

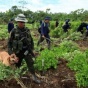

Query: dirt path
left=75, top=40, right=88, bottom=51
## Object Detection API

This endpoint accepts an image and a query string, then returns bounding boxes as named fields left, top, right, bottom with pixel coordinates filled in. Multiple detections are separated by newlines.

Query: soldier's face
left=18, top=21, right=25, bottom=28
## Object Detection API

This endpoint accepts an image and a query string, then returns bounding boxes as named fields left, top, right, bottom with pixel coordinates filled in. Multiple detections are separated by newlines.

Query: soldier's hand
left=10, top=53, right=19, bottom=63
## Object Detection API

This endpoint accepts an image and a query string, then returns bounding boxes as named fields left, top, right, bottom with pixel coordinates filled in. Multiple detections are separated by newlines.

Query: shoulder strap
left=43, top=22, right=46, bottom=27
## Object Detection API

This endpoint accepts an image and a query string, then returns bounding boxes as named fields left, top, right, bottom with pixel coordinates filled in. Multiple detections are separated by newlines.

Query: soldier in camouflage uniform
left=8, top=14, right=41, bottom=84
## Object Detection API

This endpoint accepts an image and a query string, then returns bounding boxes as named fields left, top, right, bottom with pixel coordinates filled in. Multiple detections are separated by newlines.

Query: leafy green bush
left=60, top=32, right=68, bottom=39
left=66, top=32, right=82, bottom=41
left=34, top=49, right=58, bottom=71
left=76, top=65, right=88, bottom=87
left=52, top=47, right=65, bottom=58
left=50, top=21, right=55, bottom=30
left=67, top=51, right=88, bottom=87
left=51, top=40, right=79, bottom=60
left=84, top=49, right=88, bottom=58
left=0, top=31, right=9, bottom=39
left=60, top=31, right=82, bottom=41
left=59, top=40, right=79, bottom=52
left=50, top=27, right=63, bottom=38
left=62, top=50, right=81, bottom=61
left=0, top=25, right=9, bottom=39
left=0, top=61, right=27, bottom=80
left=70, top=21, right=81, bottom=32
left=67, top=52, right=87, bottom=71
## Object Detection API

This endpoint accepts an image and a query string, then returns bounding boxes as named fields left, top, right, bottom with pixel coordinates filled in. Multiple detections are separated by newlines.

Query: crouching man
left=7, top=14, right=41, bottom=84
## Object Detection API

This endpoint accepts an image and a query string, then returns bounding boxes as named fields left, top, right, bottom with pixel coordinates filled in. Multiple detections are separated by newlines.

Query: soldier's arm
left=7, top=29, right=14, bottom=55
left=26, top=29, right=35, bottom=57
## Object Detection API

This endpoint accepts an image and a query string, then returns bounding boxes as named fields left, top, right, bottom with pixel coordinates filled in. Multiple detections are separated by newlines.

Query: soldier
left=8, top=18, right=14, bottom=33
left=7, top=14, right=41, bottom=84
left=37, top=17, right=50, bottom=49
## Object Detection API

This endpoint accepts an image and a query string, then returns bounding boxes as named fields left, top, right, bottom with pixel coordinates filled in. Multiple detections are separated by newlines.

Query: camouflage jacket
left=8, top=26, right=34, bottom=55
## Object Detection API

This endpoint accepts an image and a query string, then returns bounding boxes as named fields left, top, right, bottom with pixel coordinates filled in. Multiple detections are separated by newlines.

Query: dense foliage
left=0, top=5, right=88, bottom=24
left=34, top=49, right=58, bottom=71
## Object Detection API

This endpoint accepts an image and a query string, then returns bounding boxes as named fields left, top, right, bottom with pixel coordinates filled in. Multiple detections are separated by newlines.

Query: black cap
left=44, top=17, right=51, bottom=20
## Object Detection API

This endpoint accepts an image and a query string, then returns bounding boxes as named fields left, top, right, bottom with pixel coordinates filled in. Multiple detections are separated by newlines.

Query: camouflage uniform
left=8, top=26, right=35, bottom=74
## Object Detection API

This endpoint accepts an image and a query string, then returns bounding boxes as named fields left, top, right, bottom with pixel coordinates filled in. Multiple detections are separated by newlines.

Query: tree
left=46, top=8, right=50, bottom=13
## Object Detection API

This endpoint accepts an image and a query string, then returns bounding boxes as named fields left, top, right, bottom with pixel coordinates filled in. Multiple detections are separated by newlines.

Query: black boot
left=32, top=74, right=41, bottom=84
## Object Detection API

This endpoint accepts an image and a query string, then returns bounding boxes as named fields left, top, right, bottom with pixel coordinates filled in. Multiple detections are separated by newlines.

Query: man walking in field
left=8, top=18, right=14, bottom=33
left=37, top=17, right=51, bottom=49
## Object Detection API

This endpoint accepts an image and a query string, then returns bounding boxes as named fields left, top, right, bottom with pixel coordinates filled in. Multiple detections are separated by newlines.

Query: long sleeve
left=86, top=25, right=88, bottom=30
left=41, top=23, right=44, bottom=35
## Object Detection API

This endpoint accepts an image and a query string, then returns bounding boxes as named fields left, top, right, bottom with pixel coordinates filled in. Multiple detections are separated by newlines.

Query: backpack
left=38, top=22, right=47, bottom=33
left=38, top=27, right=41, bottom=33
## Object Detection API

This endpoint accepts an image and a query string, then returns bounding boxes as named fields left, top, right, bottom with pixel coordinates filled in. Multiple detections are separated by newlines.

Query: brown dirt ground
left=75, top=39, right=88, bottom=51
